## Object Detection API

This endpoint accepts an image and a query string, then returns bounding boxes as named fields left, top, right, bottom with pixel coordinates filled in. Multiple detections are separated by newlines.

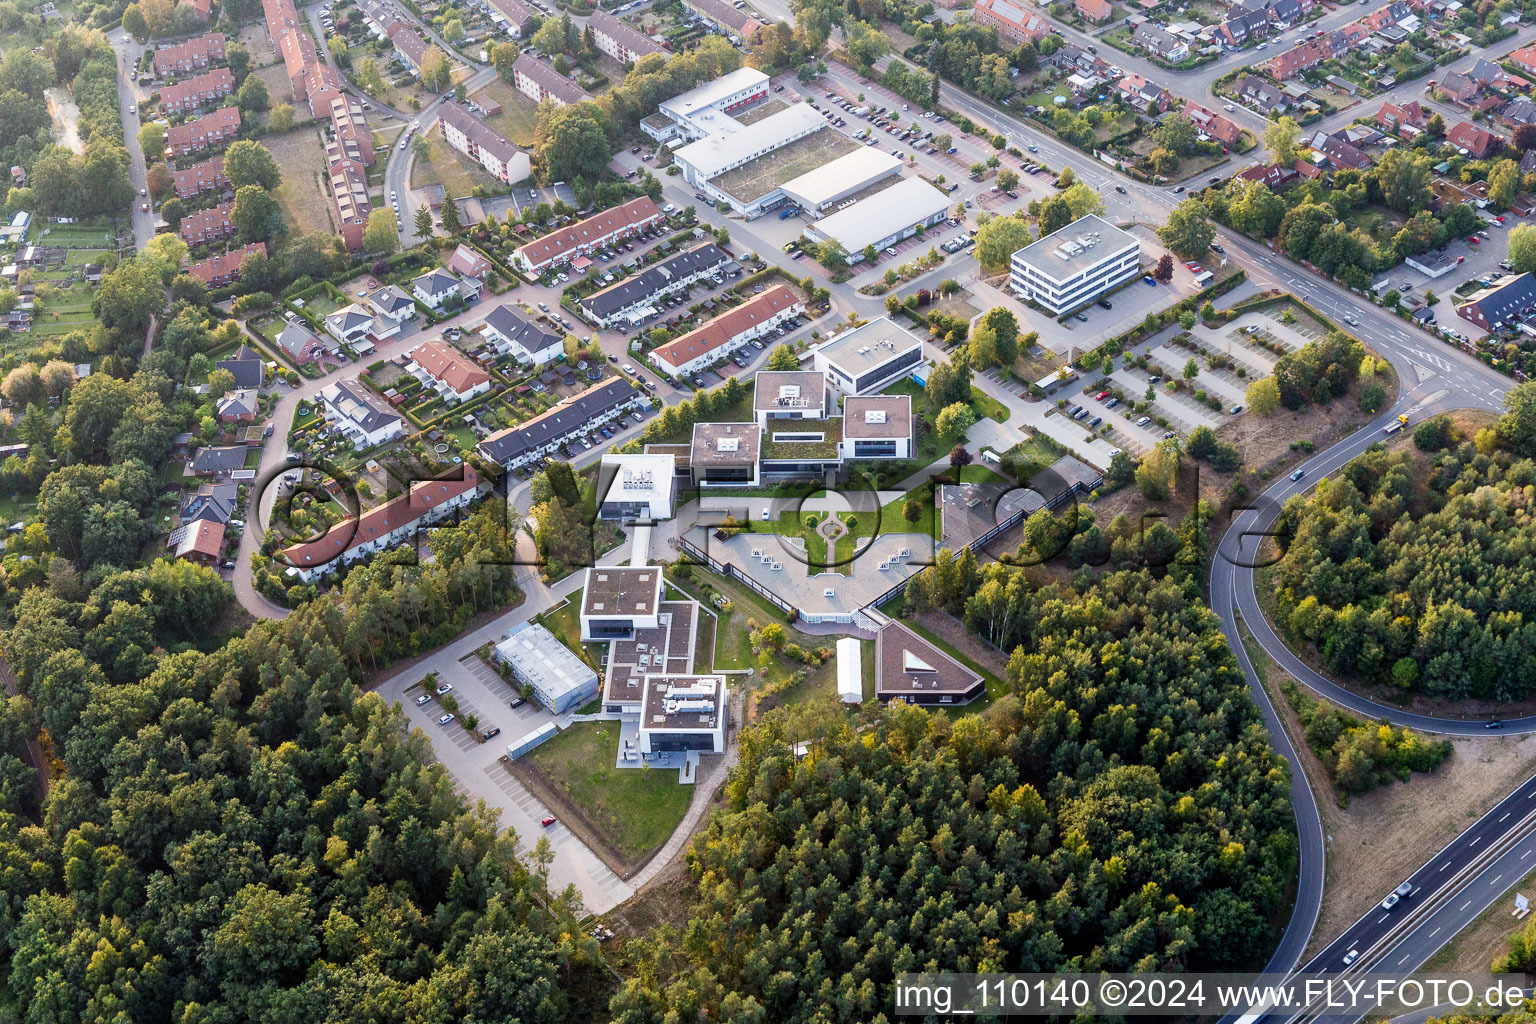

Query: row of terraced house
left=262, top=0, right=377, bottom=251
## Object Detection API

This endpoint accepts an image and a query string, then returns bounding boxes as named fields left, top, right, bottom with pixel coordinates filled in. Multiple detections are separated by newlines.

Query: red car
left=1469, top=236, right=1480, bottom=244
left=1457, top=255, right=1466, bottom=264
left=1496, top=216, right=1506, bottom=224
left=1095, top=390, right=1110, bottom=400
left=540, top=816, right=557, bottom=827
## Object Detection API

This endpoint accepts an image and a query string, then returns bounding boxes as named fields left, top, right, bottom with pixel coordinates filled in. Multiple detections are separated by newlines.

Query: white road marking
left=1501, top=812, right=1510, bottom=822
left=1441, top=861, right=1452, bottom=871
left=1461, top=900, right=1473, bottom=910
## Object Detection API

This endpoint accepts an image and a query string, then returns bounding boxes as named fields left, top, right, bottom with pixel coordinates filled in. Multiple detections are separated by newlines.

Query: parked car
left=435, top=682, right=453, bottom=695
left=438, top=713, right=455, bottom=725
left=415, top=694, right=432, bottom=706
left=541, top=816, right=557, bottom=827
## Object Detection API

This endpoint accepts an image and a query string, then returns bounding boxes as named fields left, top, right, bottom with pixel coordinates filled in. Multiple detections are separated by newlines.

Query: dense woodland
left=1271, top=384, right=1536, bottom=700
left=0, top=558, right=594, bottom=1022
left=608, top=570, right=1297, bottom=1022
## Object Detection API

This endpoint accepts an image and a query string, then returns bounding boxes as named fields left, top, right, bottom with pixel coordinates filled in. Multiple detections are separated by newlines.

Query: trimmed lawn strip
left=525, top=720, right=694, bottom=863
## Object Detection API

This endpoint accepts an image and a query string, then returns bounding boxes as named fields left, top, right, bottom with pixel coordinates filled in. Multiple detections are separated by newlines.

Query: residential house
left=588, top=9, right=663, bottom=63
left=1511, top=45, right=1536, bottom=77
left=479, top=303, right=563, bottom=363
left=1237, top=74, right=1288, bottom=114
left=160, top=68, right=235, bottom=114
left=476, top=377, right=642, bottom=471
left=1219, top=5, right=1272, bottom=46
left=325, top=303, right=399, bottom=346
left=1502, top=97, right=1536, bottom=130
left=1237, top=163, right=1300, bottom=190
left=216, top=388, right=260, bottom=423
left=1457, top=272, right=1536, bottom=331
left=1075, top=0, right=1112, bottom=21
left=682, top=0, right=766, bottom=40
left=1376, top=100, right=1427, bottom=134
left=512, top=53, right=593, bottom=107
left=1267, top=0, right=1303, bottom=26
left=486, top=0, right=535, bottom=36
left=320, top=378, right=404, bottom=449
left=448, top=243, right=493, bottom=280
left=327, top=161, right=370, bottom=252
left=578, top=243, right=731, bottom=327
left=1185, top=102, right=1241, bottom=145
left=187, top=0, right=213, bottom=21
left=178, top=201, right=236, bottom=245
left=216, top=344, right=264, bottom=389
left=167, top=520, right=226, bottom=565
left=437, top=104, right=531, bottom=184
left=411, top=268, right=462, bottom=309
left=1266, top=38, right=1328, bottom=79
left=188, top=241, right=266, bottom=287
left=972, top=0, right=1053, bottom=45
left=330, top=96, right=375, bottom=166
left=406, top=339, right=492, bottom=403
left=283, top=469, right=490, bottom=583
left=649, top=285, right=806, bottom=378
left=275, top=320, right=329, bottom=365
left=165, top=107, right=241, bottom=157
left=153, top=32, right=226, bottom=77
left=513, top=196, right=663, bottom=274
left=368, top=284, right=417, bottom=322
left=1117, top=73, right=1171, bottom=112
left=188, top=445, right=248, bottom=476
left=173, top=156, right=227, bottom=199
left=182, top=481, right=239, bottom=525
left=1132, top=22, right=1189, bottom=61
left=387, top=23, right=429, bottom=72
left=1309, top=129, right=1371, bottom=169
left=1448, top=120, right=1503, bottom=158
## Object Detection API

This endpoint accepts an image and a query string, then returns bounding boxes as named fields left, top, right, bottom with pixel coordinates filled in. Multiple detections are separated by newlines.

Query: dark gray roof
left=579, top=244, right=731, bottom=320
left=1464, top=273, right=1536, bottom=326
left=482, top=303, right=562, bottom=353
left=477, top=377, right=638, bottom=464
left=324, top=379, right=401, bottom=434
left=190, top=446, right=247, bottom=473
left=216, top=353, right=263, bottom=389
left=183, top=482, right=239, bottom=524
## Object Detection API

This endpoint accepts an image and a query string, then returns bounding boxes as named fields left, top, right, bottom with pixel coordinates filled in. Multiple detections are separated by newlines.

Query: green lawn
left=957, top=465, right=1008, bottom=484
left=534, top=590, right=604, bottom=671
left=970, top=385, right=1009, bottom=423
left=528, top=721, right=694, bottom=861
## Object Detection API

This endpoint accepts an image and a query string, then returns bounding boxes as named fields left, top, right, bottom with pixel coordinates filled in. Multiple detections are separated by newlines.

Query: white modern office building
left=803, top=177, right=951, bottom=261
left=645, top=67, right=770, bottom=143
left=598, top=453, right=676, bottom=521
left=811, top=317, right=926, bottom=395
left=1008, top=214, right=1141, bottom=316
left=637, top=674, right=728, bottom=755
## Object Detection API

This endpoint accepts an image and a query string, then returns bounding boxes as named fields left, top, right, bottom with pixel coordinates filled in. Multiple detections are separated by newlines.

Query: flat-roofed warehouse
left=779, top=148, right=903, bottom=212
left=672, top=103, right=826, bottom=185
left=803, top=177, right=951, bottom=262
left=494, top=621, right=599, bottom=713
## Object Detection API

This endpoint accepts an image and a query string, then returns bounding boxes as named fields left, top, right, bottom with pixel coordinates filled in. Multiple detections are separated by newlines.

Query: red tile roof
left=651, top=286, right=799, bottom=370
left=515, top=197, right=662, bottom=270
left=282, top=469, right=484, bottom=571
left=409, top=339, right=491, bottom=395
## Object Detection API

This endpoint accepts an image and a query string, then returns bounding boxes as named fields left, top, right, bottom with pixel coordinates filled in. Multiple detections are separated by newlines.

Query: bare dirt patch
left=1238, top=616, right=1536, bottom=962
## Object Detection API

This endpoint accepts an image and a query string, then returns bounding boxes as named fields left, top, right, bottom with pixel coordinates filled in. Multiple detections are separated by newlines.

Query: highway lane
left=1295, top=771, right=1536, bottom=983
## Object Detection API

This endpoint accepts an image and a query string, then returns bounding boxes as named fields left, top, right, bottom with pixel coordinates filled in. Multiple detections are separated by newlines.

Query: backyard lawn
left=476, top=79, right=542, bottom=147
left=528, top=721, right=694, bottom=861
